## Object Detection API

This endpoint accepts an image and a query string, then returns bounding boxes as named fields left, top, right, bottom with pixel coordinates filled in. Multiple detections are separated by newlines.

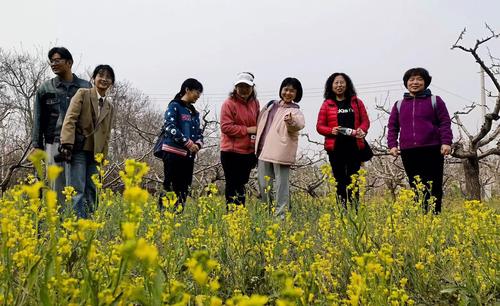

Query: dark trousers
left=221, top=151, right=257, bottom=206
left=162, top=153, right=195, bottom=210
left=401, top=145, right=444, bottom=214
left=328, top=147, right=361, bottom=207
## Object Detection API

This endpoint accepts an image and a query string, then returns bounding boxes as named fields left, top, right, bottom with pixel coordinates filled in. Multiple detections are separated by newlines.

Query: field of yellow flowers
left=0, top=152, right=498, bottom=305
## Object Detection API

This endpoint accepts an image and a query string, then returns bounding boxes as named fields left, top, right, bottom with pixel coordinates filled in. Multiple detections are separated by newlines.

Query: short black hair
left=174, top=78, right=203, bottom=100
left=324, top=72, right=357, bottom=100
left=279, top=77, right=303, bottom=102
left=403, top=67, right=432, bottom=89
left=48, top=47, right=73, bottom=63
left=92, top=65, right=115, bottom=84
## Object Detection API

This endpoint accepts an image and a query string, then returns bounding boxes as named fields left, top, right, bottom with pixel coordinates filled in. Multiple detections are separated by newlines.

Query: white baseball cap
left=234, top=72, right=255, bottom=86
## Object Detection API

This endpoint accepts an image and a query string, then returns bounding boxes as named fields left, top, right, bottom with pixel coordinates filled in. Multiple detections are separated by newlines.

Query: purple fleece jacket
left=387, top=89, right=453, bottom=150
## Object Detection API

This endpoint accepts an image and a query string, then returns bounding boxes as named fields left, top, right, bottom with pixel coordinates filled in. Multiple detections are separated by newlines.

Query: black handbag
left=153, top=127, right=166, bottom=159
left=359, top=139, right=374, bottom=162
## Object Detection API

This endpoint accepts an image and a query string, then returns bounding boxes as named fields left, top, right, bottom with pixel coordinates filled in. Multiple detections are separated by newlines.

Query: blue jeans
left=70, top=150, right=97, bottom=218
left=46, top=142, right=71, bottom=205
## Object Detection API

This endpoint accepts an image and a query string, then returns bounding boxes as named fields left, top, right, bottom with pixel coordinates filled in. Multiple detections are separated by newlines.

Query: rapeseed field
left=0, top=152, right=498, bottom=305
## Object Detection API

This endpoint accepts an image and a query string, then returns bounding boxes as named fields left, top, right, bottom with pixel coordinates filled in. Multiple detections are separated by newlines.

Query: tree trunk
left=462, top=157, right=481, bottom=200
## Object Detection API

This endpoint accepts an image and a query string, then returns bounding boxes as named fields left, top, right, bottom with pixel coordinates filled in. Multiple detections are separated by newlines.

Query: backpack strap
left=397, top=95, right=436, bottom=113
left=266, top=100, right=276, bottom=109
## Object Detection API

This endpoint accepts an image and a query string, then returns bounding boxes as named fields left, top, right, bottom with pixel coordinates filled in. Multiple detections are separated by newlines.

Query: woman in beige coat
left=255, top=77, right=305, bottom=219
left=60, top=65, right=115, bottom=218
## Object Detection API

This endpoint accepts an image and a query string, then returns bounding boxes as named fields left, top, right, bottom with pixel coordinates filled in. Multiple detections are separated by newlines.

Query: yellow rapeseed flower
left=121, top=222, right=137, bottom=240
left=46, top=190, right=57, bottom=210
left=47, top=165, right=63, bottom=182
left=134, top=238, right=158, bottom=265
left=192, top=265, right=208, bottom=286
left=28, top=149, right=47, bottom=178
left=22, top=181, right=44, bottom=199
left=123, top=186, right=149, bottom=204
left=94, top=153, right=104, bottom=164
left=209, top=296, right=223, bottom=306
left=415, top=262, right=424, bottom=270
left=62, top=186, right=77, bottom=202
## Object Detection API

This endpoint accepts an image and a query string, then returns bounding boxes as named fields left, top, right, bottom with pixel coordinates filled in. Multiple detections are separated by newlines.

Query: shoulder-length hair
left=323, top=72, right=357, bottom=100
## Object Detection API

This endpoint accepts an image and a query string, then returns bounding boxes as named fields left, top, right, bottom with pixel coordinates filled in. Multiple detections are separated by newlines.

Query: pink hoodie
left=220, top=96, right=260, bottom=154
left=255, top=101, right=305, bottom=165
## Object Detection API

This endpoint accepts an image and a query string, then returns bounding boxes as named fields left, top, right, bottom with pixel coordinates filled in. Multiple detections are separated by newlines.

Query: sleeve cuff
left=184, top=139, right=195, bottom=149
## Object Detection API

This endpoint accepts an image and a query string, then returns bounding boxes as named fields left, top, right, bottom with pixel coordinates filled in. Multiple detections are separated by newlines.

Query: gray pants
left=257, top=160, right=290, bottom=219
left=46, top=143, right=71, bottom=206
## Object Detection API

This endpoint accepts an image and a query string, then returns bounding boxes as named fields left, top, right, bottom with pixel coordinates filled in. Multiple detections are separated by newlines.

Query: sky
left=2, top=0, right=500, bottom=147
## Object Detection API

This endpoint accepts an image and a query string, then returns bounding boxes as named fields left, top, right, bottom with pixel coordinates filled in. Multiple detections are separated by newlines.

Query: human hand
left=441, top=144, right=451, bottom=156
left=54, top=144, right=73, bottom=163
left=284, top=112, right=293, bottom=123
left=59, top=144, right=73, bottom=155
left=331, top=127, right=339, bottom=135
left=389, top=147, right=399, bottom=157
left=247, top=126, right=257, bottom=134
left=355, top=128, right=366, bottom=138
left=188, top=144, right=199, bottom=153
left=186, top=140, right=199, bottom=153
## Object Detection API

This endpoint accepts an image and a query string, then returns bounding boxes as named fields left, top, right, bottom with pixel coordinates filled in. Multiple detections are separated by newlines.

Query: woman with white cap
left=220, top=72, right=260, bottom=207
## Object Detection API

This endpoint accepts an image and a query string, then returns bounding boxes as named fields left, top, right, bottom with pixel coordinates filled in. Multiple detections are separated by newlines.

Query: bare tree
left=0, top=47, right=49, bottom=188
left=0, top=47, right=49, bottom=135
left=451, top=25, right=500, bottom=200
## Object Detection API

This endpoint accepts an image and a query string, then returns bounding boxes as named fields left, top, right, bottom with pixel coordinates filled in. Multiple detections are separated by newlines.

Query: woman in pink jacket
left=255, top=77, right=305, bottom=219
left=220, top=72, right=260, bottom=207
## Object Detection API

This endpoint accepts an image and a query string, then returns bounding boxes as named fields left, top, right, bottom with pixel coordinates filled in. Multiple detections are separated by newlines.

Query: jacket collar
left=326, top=95, right=357, bottom=106
left=170, top=99, right=198, bottom=114
left=403, top=88, right=432, bottom=99
left=53, top=73, right=81, bottom=88
left=233, top=95, right=256, bottom=105
left=279, top=100, right=300, bottom=109
left=90, top=87, right=111, bottom=125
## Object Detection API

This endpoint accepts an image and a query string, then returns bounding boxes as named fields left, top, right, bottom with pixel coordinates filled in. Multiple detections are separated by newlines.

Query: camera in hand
left=54, top=145, right=72, bottom=163
left=338, top=127, right=357, bottom=136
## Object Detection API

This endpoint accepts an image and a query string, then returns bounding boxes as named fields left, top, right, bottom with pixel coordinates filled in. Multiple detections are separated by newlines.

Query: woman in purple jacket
left=387, top=68, right=452, bottom=213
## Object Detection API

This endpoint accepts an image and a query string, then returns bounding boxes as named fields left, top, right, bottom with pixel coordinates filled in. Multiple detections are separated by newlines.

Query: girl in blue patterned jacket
left=161, top=78, right=204, bottom=212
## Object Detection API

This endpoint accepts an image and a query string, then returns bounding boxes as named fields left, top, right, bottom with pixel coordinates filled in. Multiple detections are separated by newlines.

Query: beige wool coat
left=255, top=101, right=305, bottom=165
left=60, top=87, right=114, bottom=157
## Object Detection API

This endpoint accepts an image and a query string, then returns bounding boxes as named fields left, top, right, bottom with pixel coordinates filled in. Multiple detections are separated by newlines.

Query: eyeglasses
left=48, top=58, right=66, bottom=65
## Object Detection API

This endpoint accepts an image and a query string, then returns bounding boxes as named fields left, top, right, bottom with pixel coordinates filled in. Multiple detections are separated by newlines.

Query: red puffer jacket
left=316, top=96, right=370, bottom=151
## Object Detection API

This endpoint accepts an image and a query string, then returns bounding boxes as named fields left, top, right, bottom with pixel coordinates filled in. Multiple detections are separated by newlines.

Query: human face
left=93, top=70, right=113, bottom=93
left=184, top=88, right=202, bottom=103
left=407, top=75, right=426, bottom=96
left=280, top=85, right=297, bottom=103
left=332, top=75, right=346, bottom=98
left=235, top=83, right=253, bottom=100
left=49, top=53, right=71, bottom=76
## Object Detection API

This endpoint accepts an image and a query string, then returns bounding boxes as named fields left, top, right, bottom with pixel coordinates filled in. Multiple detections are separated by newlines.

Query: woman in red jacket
left=316, top=73, right=370, bottom=207
left=220, top=72, right=260, bottom=207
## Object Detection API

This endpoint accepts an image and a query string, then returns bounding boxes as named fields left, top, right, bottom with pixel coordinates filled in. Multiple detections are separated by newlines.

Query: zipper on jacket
left=412, top=97, right=416, bottom=145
